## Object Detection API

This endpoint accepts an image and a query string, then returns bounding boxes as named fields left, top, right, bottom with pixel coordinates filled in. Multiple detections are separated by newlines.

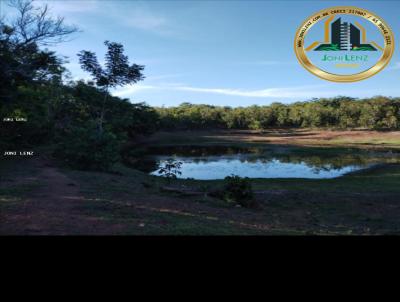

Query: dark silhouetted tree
left=6, top=0, right=79, bottom=47
left=78, top=41, right=145, bottom=133
left=0, top=0, right=77, bottom=149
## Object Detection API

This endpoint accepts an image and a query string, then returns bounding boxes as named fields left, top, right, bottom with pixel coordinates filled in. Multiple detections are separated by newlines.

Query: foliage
left=52, top=81, right=158, bottom=140
left=55, top=121, right=121, bottom=171
left=0, top=1, right=156, bottom=171
left=217, top=175, right=258, bottom=208
left=5, top=0, right=79, bottom=46
left=0, top=0, right=72, bottom=151
left=78, top=40, right=145, bottom=133
left=156, top=97, right=400, bottom=131
left=78, top=41, right=144, bottom=88
left=2, top=0, right=400, bottom=175
left=158, top=160, right=182, bottom=181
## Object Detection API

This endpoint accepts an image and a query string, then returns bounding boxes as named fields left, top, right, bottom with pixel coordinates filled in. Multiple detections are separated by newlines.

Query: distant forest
left=1, top=1, right=399, bottom=171
left=156, top=97, right=400, bottom=130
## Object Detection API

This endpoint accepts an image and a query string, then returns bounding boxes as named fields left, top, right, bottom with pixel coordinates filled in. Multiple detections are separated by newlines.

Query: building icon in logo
left=309, top=17, right=380, bottom=51
left=295, top=6, right=394, bottom=82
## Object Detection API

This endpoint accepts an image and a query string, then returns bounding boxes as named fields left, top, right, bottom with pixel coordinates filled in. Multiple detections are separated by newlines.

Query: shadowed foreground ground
left=1, top=129, right=400, bottom=235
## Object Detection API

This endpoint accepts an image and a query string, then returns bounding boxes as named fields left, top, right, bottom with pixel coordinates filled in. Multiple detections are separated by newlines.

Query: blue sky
left=2, top=0, right=400, bottom=107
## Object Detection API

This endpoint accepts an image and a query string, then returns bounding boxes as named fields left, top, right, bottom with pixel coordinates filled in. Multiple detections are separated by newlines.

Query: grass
left=72, top=198, right=274, bottom=235
left=63, top=132, right=400, bottom=234
left=0, top=158, right=42, bottom=203
left=1, top=129, right=400, bottom=235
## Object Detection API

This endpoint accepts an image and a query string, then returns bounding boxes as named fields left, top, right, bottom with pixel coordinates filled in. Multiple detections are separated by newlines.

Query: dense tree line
left=1, top=0, right=157, bottom=170
left=156, top=97, right=400, bottom=130
left=1, top=1, right=400, bottom=172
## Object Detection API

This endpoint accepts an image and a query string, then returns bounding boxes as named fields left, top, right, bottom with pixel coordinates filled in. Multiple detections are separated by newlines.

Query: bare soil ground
left=145, top=129, right=400, bottom=149
left=1, top=129, right=400, bottom=235
left=0, top=157, right=286, bottom=235
left=0, top=158, right=94, bottom=235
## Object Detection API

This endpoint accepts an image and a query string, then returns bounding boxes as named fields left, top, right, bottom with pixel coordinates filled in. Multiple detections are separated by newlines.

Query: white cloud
left=172, top=85, right=330, bottom=98
left=113, top=82, right=400, bottom=101
left=112, top=83, right=334, bottom=99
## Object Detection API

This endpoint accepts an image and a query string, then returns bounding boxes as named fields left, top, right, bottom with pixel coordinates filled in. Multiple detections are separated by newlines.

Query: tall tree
left=0, top=0, right=79, bottom=150
left=0, top=0, right=77, bottom=99
left=78, top=41, right=145, bottom=133
left=6, top=0, right=79, bottom=47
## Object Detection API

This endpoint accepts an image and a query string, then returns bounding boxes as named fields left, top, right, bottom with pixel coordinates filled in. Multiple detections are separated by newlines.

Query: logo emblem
left=294, top=6, right=394, bottom=82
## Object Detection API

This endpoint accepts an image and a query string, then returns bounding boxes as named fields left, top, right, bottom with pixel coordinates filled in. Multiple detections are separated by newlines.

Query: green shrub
left=55, top=122, right=120, bottom=171
left=158, top=159, right=182, bottom=183
left=213, top=175, right=258, bottom=208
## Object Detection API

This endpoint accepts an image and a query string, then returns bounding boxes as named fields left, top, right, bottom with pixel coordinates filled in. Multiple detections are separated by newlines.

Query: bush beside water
left=211, top=175, right=259, bottom=208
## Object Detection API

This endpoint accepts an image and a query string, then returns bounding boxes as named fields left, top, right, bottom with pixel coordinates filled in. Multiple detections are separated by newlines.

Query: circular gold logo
left=294, top=6, right=395, bottom=82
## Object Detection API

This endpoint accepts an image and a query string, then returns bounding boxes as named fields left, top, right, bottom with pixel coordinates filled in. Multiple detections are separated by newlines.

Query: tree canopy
left=156, top=97, right=400, bottom=130
left=1, top=0, right=399, bottom=172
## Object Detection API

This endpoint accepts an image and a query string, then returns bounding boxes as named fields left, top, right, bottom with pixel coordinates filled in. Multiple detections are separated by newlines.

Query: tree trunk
left=98, top=87, right=109, bottom=135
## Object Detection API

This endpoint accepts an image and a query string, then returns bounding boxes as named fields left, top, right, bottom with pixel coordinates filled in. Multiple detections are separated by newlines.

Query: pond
left=129, top=145, right=400, bottom=180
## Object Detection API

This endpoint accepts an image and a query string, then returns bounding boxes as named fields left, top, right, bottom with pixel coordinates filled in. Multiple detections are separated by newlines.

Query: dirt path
left=4, top=150, right=398, bottom=235
left=1, top=158, right=116, bottom=235
left=1, top=157, right=278, bottom=235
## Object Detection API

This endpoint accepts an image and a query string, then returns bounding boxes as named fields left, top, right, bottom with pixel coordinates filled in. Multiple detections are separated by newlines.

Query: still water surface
left=131, top=146, right=399, bottom=180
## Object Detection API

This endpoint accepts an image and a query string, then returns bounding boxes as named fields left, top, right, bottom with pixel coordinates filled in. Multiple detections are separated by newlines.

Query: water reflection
left=129, top=145, right=400, bottom=180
